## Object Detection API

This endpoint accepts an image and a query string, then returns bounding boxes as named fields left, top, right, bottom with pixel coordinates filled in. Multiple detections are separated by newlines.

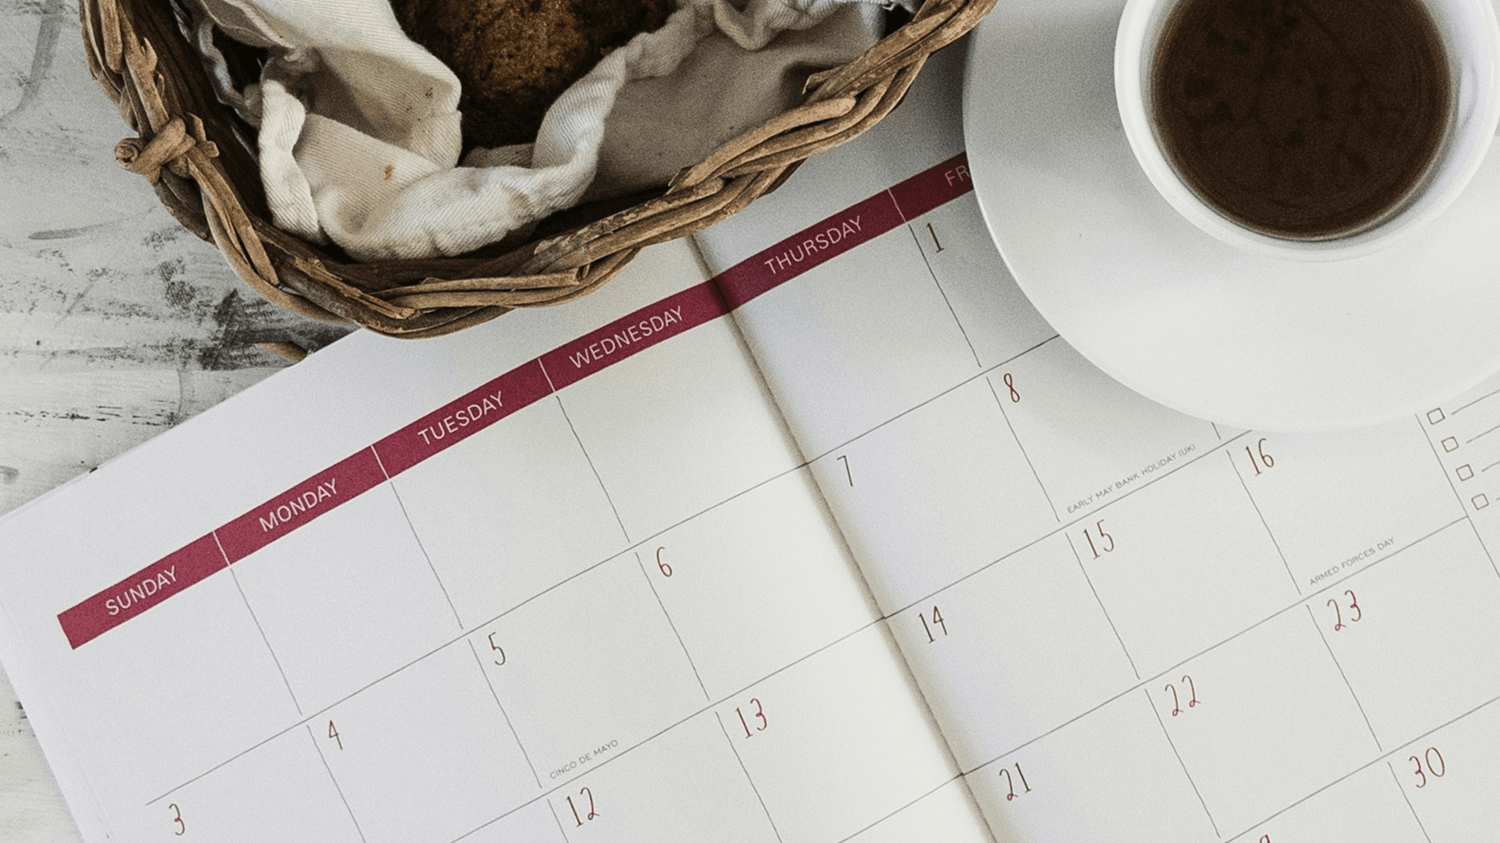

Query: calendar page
left=0, top=239, right=991, bottom=843
left=693, top=45, right=1500, bottom=843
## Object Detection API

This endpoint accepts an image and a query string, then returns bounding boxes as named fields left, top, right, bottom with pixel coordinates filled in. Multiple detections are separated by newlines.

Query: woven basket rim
left=80, top=0, right=998, bottom=339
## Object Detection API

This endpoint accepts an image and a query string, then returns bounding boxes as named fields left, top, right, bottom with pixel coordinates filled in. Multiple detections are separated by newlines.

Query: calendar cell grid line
left=465, top=638, right=542, bottom=789
left=833, top=774, right=972, bottom=843
left=1464, top=519, right=1500, bottom=582
left=805, top=334, right=1062, bottom=466
left=1385, top=761, right=1435, bottom=843
left=545, top=798, right=572, bottom=843
left=1222, top=690, right=1500, bottom=842
left=905, top=223, right=981, bottom=369
left=1211, top=422, right=1224, bottom=441
left=1304, top=606, right=1383, bottom=751
left=305, top=723, right=370, bottom=843
left=1226, top=449, right=1302, bottom=594
left=1452, top=387, right=1500, bottom=414
left=984, top=373, right=1060, bottom=523
left=714, top=710, right=787, bottom=843
left=386, top=482, right=465, bottom=629
left=445, top=620, right=886, bottom=843
left=1465, top=421, right=1500, bottom=445
left=538, top=355, right=559, bottom=394
left=150, top=565, right=888, bottom=815
left=961, top=516, right=1468, bottom=778
left=214, top=531, right=303, bottom=715
left=1064, top=532, right=1140, bottom=679
left=1416, top=414, right=1498, bottom=574
left=1483, top=458, right=1500, bottom=473
left=1144, top=687, right=1221, bottom=838
left=551, top=394, right=631, bottom=543
left=891, top=430, right=1259, bottom=620
left=634, top=550, right=711, bottom=702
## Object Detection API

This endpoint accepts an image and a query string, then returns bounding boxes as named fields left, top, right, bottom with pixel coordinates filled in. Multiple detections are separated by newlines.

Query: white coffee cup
left=1116, top=0, right=1500, bottom=261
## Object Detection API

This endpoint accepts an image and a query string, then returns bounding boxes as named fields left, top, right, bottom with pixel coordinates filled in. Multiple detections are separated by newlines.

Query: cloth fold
left=191, top=0, right=891, bottom=261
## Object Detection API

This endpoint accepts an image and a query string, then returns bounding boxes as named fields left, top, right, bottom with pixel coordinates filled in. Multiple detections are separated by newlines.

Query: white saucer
left=962, top=0, right=1500, bottom=431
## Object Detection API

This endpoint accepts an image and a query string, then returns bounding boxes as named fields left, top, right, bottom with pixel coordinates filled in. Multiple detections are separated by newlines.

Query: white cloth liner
left=190, top=0, right=892, bottom=261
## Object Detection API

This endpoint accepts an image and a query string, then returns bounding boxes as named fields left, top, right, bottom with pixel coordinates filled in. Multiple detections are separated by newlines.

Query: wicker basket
left=80, top=0, right=996, bottom=341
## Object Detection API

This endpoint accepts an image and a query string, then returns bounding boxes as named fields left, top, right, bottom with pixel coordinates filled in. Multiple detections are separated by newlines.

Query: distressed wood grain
left=1, top=2, right=350, bottom=838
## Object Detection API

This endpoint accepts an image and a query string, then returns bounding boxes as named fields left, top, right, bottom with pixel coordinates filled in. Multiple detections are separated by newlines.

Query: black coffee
left=1150, top=0, right=1452, bottom=240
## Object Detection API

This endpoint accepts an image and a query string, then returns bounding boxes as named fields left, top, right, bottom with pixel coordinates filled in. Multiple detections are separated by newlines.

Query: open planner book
left=7, top=47, right=1500, bottom=843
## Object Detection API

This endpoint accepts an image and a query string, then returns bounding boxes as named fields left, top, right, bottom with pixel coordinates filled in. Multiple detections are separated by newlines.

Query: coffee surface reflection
left=1151, top=0, right=1452, bottom=240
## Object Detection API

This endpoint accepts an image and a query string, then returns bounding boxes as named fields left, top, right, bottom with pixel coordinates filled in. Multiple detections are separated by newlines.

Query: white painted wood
left=0, top=2, right=350, bottom=837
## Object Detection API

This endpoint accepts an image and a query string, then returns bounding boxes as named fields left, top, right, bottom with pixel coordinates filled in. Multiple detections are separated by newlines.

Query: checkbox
left=1443, top=436, right=1460, bottom=452
left=1429, top=408, right=1447, bottom=425
left=1474, top=494, right=1489, bottom=511
left=1458, top=464, right=1475, bottom=481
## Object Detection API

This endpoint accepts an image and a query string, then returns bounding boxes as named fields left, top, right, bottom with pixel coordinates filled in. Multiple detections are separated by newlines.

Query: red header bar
left=540, top=282, right=728, bottom=390
left=217, top=448, right=388, bottom=563
left=888, top=153, right=972, bottom=221
left=715, top=193, right=902, bottom=310
left=712, top=153, right=973, bottom=310
left=58, top=534, right=227, bottom=649
left=57, top=153, right=977, bottom=648
left=375, top=361, right=552, bottom=477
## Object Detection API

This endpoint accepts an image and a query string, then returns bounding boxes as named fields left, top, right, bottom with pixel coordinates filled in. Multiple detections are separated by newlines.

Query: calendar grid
left=906, top=223, right=981, bottom=369
left=442, top=618, right=886, bottom=843
left=1384, top=761, right=1436, bottom=843
left=831, top=775, right=971, bottom=843
left=146, top=512, right=884, bottom=811
left=1221, top=691, right=1500, bottom=841
left=888, top=429, right=1256, bottom=620
left=305, top=723, right=370, bottom=843
left=1226, top=450, right=1302, bottom=594
left=545, top=799, right=571, bottom=843
left=1303, top=606, right=1384, bottom=751
left=213, top=531, right=304, bottom=715
left=963, top=514, right=1467, bottom=775
left=1064, top=532, right=1140, bottom=680
left=1144, top=686, right=1221, bottom=837
left=549, top=392, right=632, bottom=543
left=984, top=374, right=1061, bottom=523
left=464, top=638, right=543, bottom=789
left=804, top=334, right=1062, bottom=467
left=385, top=480, right=465, bottom=629
left=635, top=550, right=713, bottom=702
left=24, top=131, right=1498, bottom=842
left=714, top=710, right=787, bottom=843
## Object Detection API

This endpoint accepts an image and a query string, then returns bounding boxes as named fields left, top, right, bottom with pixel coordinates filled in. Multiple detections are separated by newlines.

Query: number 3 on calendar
left=168, top=803, right=185, bottom=836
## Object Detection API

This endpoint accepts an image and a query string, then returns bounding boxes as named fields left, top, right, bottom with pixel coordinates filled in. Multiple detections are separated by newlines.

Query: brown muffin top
left=394, top=0, right=674, bottom=149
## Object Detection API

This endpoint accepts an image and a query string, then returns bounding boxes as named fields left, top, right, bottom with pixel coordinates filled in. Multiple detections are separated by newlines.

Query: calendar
left=4, top=46, right=1500, bottom=843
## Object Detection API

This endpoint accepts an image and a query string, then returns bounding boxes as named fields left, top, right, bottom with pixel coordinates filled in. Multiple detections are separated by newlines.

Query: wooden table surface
left=1, top=3, right=349, bottom=838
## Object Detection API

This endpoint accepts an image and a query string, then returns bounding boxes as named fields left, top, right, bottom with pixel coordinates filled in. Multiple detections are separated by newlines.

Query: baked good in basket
left=81, top=0, right=997, bottom=339
left=393, top=0, right=675, bottom=149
